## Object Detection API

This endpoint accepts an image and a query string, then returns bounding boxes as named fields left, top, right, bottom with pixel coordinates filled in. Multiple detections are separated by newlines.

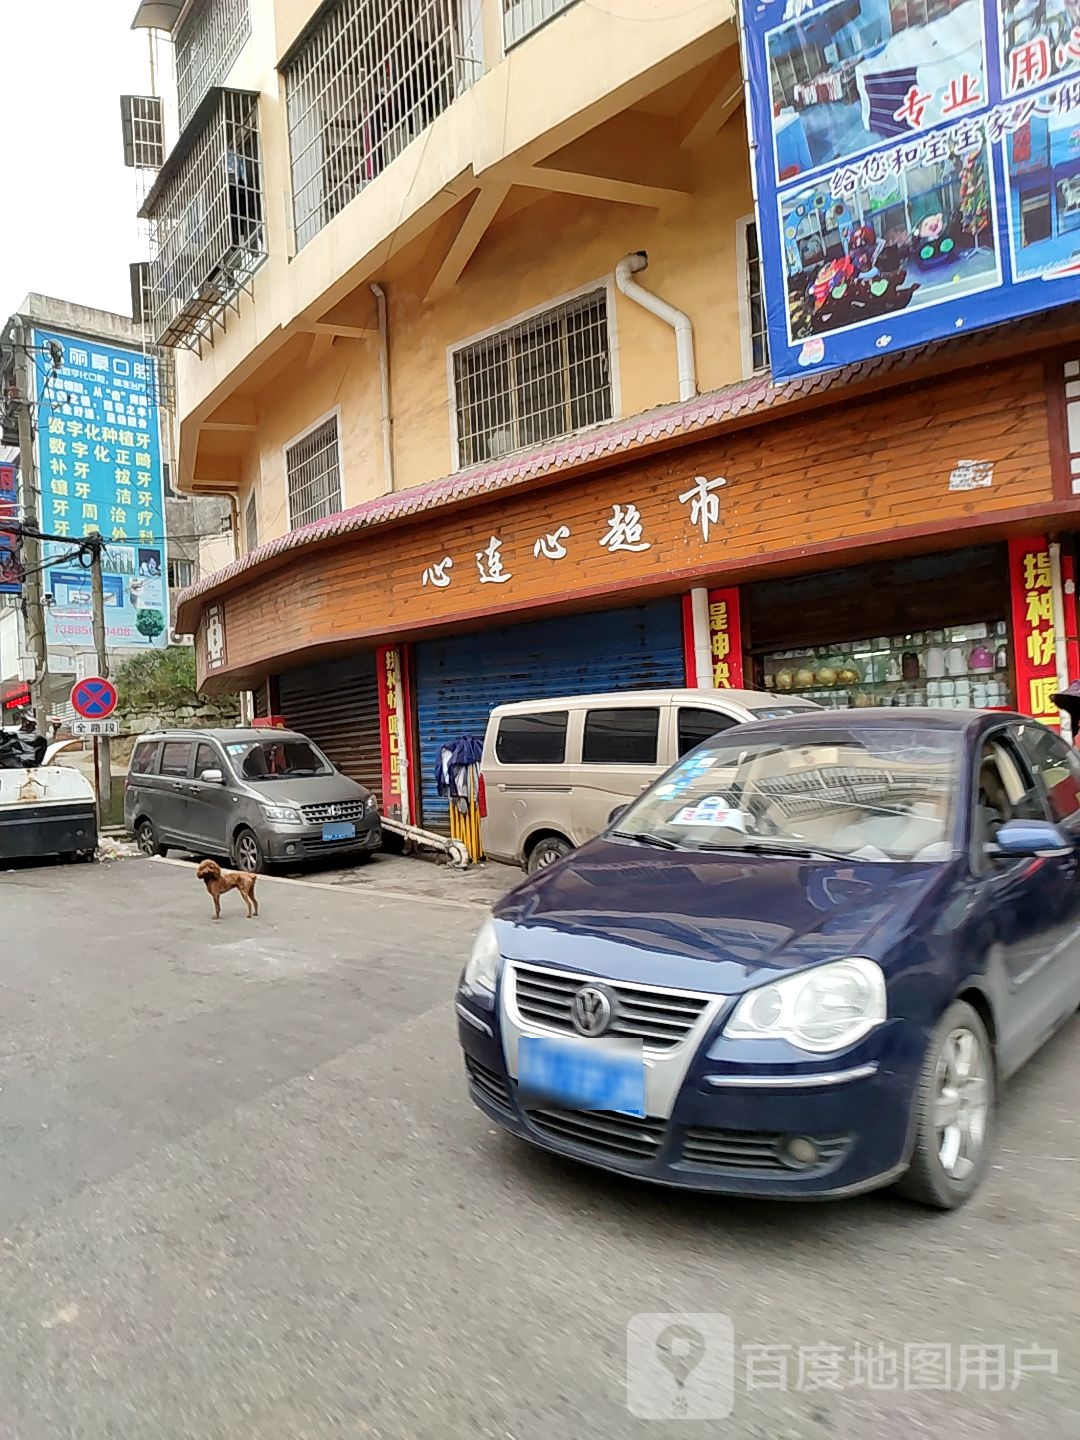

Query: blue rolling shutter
left=415, top=599, right=685, bottom=826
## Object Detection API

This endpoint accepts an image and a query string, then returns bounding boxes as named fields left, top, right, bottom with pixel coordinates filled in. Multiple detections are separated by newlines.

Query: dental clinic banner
left=743, top=0, right=1080, bottom=380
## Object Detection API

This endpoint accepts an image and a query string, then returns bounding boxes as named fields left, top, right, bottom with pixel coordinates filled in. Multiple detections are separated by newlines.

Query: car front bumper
left=455, top=994, right=921, bottom=1200
left=264, top=817, right=382, bottom=863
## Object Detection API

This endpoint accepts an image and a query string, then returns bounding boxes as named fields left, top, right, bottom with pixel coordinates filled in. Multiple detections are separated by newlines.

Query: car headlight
left=365, top=794, right=379, bottom=814
left=463, top=918, right=501, bottom=993
left=724, top=958, right=886, bottom=1054
left=261, top=804, right=302, bottom=824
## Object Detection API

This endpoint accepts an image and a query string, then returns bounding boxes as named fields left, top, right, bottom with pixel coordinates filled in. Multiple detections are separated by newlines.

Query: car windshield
left=613, top=723, right=962, bottom=863
left=226, top=738, right=333, bottom=780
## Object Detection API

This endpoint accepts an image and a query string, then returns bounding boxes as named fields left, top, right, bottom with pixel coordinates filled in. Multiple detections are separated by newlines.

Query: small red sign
left=71, top=676, right=118, bottom=719
left=707, top=587, right=745, bottom=689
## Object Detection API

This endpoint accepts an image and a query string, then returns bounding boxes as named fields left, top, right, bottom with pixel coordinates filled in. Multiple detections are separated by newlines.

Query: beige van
left=482, top=688, right=821, bottom=872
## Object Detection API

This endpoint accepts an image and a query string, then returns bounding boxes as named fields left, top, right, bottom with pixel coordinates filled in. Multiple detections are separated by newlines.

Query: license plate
left=322, top=821, right=356, bottom=841
left=518, top=1036, right=645, bottom=1117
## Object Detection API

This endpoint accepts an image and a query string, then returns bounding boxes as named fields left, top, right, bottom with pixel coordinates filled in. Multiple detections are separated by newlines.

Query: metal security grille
left=503, top=0, right=578, bottom=47
left=283, top=0, right=484, bottom=251
left=168, top=557, right=195, bottom=589
left=176, top=0, right=252, bottom=128
left=452, top=290, right=611, bottom=468
left=121, top=95, right=166, bottom=168
left=286, top=416, right=343, bottom=530
left=143, top=89, right=266, bottom=351
left=746, top=221, right=769, bottom=373
left=245, top=490, right=259, bottom=551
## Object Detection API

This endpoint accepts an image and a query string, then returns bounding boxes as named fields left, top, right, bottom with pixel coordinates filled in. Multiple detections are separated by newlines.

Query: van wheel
left=136, top=819, right=167, bottom=857
left=232, top=827, right=266, bottom=874
left=527, top=836, right=573, bottom=874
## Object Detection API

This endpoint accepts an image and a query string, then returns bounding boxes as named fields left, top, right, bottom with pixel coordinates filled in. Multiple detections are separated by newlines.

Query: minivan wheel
left=136, top=819, right=167, bottom=858
left=895, top=1000, right=995, bottom=1212
left=527, top=835, right=573, bottom=874
left=232, top=827, right=266, bottom=874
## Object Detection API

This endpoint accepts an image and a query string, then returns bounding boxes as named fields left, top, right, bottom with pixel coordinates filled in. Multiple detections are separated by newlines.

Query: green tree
left=135, top=608, right=165, bottom=644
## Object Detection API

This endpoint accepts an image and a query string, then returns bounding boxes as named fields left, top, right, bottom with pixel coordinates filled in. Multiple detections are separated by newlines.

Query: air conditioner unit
left=169, top=629, right=193, bottom=646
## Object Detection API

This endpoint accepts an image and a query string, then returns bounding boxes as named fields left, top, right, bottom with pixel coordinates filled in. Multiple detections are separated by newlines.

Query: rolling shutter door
left=415, top=600, right=685, bottom=826
left=277, top=653, right=383, bottom=801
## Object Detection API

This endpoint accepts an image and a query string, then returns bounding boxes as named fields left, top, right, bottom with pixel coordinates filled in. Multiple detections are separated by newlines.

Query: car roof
left=723, top=707, right=1022, bottom=734
left=488, top=689, right=820, bottom=716
left=136, top=727, right=310, bottom=744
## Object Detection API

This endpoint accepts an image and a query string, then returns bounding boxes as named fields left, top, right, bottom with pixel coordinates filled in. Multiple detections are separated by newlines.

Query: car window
left=1014, top=722, right=1080, bottom=824
left=194, top=743, right=221, bottom=778
left=495, top=712, right=568, bottom=765
left=582, top=708, right=659, bottom=765
left=129, top=740, right=159, bottom=776
left=973, top=735, right=1045, bottom=858
left=677, top=707, right=738, bottom=758
left=159, top=741, right=193, bottom=778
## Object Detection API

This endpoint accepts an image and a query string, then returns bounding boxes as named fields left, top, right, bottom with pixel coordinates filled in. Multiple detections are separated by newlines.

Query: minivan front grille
left=511, top=963, right=712, bottom=1051
left=300, top=799, right=368, bottom=823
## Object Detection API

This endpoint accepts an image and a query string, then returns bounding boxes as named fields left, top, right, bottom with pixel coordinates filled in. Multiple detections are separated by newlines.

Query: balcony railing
left=175, top=0, right=252, bottom=128
left=503, top=0, right=578, bottom=48
left=282, top=0, right=484, bottom=251
left=141, top=89, right=266, bottom=353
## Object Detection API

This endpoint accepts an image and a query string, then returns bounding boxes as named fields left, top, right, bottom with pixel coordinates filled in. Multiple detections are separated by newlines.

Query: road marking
left=153, top=856, right=491, bottom=913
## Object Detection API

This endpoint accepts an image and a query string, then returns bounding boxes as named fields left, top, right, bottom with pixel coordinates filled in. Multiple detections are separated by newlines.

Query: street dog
left=196, top=858, right=259, bottom=920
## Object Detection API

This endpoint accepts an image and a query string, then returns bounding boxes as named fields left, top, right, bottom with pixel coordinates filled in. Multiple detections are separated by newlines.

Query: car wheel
left=136, top=819, right=167, bottom=858
left=896, top=1000, right=995, bottom=1211
left=232, top=827, right=266, bottom=874
left=527, top=836, right=573, bottom=874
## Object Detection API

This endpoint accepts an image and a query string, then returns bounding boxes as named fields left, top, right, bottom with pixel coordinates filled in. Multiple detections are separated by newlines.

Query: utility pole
left=12, top=320, right=49, bottom=732
left=88, top=533, right=113, bottom=821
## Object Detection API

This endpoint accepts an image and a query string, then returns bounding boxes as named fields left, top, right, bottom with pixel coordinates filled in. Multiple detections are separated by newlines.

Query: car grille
left=680, top=1128, right=850, bottom=1174
left=525, top=1106, right=666, bottom=1161
left=511, top=964, right=712, bottom=1051
left=465, top=1056, right=513, bottom=1112
left=300, top=800, right=369, bottom=823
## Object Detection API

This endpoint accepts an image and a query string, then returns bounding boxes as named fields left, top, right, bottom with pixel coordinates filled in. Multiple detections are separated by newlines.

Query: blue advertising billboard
left=32, top=329, right=168, bottom=650
left=742, top=0, right=1080, bottom=380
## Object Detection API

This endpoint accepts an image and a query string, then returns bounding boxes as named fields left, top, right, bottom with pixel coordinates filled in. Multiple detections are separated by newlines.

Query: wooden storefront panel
left=197, top=360, right=1057, bottom=685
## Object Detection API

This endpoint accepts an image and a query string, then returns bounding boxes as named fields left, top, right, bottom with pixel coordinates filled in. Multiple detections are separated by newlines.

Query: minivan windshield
left=613, top=724, right=962, bottom=863
left=226, top=738, right=333, bottom=780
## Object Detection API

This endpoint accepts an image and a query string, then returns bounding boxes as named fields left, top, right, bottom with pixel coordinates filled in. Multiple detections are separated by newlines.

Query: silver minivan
left=482, top=688, right=821, bottom=871
left=124, top=727, right=381, bottom=872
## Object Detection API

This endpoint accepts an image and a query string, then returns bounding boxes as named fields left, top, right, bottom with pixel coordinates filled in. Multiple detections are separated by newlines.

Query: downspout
left=615, top=251, right=697, bottom=402
left=370, top=282, right=395, bottom=493
left=1050, top=540, right=1072, bottom=742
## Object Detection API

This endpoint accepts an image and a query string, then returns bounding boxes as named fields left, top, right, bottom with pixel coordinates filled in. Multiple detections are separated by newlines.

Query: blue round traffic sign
left=71, top=677, right=118, bottom=719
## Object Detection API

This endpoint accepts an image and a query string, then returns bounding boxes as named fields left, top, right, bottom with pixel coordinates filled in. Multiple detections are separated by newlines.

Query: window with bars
left=176, top=0, right=252, bottom=128
left=121, top=95, right=165, bottom=168
left=283, top=0, right=484, bottom=251
left=744, top=220, right=769, bottom=374
left=129, top=261, right=153, bottom=326
left=503, top=0, right=579, bottom=47
left=452, top=291, right=612, bottom=468
left=142, top=89, right=266, bottom=350
left=245, top=490, right=259, bottom=551
left=168, top=557, right=195, bottom=589
left=286, top=416, right=343, bottom=530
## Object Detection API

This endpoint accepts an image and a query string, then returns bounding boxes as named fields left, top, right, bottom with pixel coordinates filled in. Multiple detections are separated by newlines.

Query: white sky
left=2, top=3, right=152, bottom=322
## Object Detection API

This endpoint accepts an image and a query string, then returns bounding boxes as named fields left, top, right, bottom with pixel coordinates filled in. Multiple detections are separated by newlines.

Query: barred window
left=168, top=557, right=195, bottom=589
left=245, top=490, right=259, bottom=552
left=129, top=261, right=153, bottom=327
left=283, top=0, right=483, bottom=251
left=176, top=0, right=252, bottom=128
left=286, top=416, right=343, bottom=530
left=503, top=0, right=579, bottom=47
left=121, top=95, right=165, bottom=168
left=745, top=220, right=769, bottom=374
left=452, top=291, right=612, bottom=469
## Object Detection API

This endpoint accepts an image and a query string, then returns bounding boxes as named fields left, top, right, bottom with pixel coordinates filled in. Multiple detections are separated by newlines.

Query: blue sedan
left=456, top=709, right=1080, bottom=1210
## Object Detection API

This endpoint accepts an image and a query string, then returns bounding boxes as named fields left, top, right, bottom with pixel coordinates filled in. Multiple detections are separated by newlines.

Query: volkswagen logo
left=571, top=984, right=615, bottom=1038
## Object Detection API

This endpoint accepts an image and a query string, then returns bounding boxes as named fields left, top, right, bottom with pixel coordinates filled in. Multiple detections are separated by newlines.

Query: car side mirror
left=607, top=804, right=628, bottom=826
left=987, top=818, right=1073, bottom=860
left=199, top=768, right=225, bottom=786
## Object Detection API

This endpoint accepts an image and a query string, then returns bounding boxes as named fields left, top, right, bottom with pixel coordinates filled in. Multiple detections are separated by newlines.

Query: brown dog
left=196, top=858, right=259, bottom=920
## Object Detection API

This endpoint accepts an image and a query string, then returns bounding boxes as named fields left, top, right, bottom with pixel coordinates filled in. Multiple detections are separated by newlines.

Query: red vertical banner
left=377, top=644, right=405, bottom=815
left=707, top=588, right=745, bottom=689
left=0, top=461, right=20, bottom=596
left=681, top=594, right=698, bottom=686
left=1008, top=537, right=1059, bottom=724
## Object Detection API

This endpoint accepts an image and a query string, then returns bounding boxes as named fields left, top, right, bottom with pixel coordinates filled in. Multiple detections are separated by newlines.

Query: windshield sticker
left=226, top=744, right=250, bottom=755
left=673, top=797, right=748, bottom=831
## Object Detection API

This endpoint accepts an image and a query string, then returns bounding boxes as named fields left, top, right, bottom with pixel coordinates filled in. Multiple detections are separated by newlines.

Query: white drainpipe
left=370, top=282, right=395, bottom=493
left=1050, top=540, right=1072, bottom=741
left=615, top=251, right=697, bottom=402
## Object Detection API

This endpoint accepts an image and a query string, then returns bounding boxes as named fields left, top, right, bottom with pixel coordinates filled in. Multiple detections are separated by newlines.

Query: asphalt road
left=0, top=857, right=1078, bottom=1439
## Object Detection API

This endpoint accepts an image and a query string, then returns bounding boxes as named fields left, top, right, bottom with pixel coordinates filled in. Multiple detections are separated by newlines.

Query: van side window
left=495, top=712, right=568, bottom=765
left=194, top=743, right=221, bottom=779
left=130, top=741, right=160, bottom=776
left=159, top=741, right=193, bottom=778
left=582, top=708, right=659, bottom=765
left=677, top=708, right=738, bottom=758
